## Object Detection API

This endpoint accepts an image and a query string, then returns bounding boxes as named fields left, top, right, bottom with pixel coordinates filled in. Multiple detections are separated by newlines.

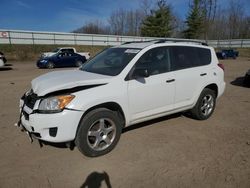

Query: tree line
left=73, top=0, right=250, bottom=40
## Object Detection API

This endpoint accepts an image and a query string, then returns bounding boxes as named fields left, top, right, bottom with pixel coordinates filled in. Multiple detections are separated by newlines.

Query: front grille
left=24, top=91, right=38, bottom=109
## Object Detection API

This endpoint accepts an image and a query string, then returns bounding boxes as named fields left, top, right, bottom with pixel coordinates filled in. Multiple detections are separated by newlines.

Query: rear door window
left=170, top=46, right=211, bottom=71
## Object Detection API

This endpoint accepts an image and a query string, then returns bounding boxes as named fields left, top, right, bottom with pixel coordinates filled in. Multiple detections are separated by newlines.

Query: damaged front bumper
left=17, top=93, right=83, bottom=143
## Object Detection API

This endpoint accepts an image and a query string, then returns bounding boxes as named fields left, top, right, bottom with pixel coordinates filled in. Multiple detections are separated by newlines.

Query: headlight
left=25, top=89, right=32, bottom=96
left=40, top=59, right=48, bottom=63
left=38, top=95, right=75, bottom=112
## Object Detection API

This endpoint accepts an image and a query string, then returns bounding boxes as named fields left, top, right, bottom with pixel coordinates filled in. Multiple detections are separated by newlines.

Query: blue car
left=37, top=51, right=87, bottom=68
left=216, top=49, right=239, bottom=59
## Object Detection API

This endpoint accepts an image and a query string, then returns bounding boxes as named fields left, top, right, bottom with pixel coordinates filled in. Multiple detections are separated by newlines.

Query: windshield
left=81, top=48, right=140, bottom=76
left=53, top=48, right=60, bottom=53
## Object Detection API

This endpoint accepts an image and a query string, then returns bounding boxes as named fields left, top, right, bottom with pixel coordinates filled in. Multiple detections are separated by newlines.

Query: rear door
left=169, top=46, right=211, bottom=109
left=66, top=52, right=77, bottom=66
left=58, top=52, right=76, bottom=67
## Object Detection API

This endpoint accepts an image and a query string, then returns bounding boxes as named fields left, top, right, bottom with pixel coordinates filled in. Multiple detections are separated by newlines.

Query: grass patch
left=1, top=44, right=250, bottom=62
left=0, top=44, right=107, bottom=61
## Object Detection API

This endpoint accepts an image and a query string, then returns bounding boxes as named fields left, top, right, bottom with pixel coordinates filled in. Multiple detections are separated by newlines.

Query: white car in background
left=41, top=47, right=90, bottom=60
left=0, top=59, right=4, bottom=67
left=18, top=39, right=225, bottom=157
left=0, top=51, right=7, bottom=67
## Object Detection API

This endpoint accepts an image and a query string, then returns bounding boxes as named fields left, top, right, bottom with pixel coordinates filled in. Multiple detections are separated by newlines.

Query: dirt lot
left=0, top=58, right=250, bottom=188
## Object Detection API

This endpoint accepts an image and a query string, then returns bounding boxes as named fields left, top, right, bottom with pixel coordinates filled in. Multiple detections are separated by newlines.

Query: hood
left=31, top=70, right=112, bottom=96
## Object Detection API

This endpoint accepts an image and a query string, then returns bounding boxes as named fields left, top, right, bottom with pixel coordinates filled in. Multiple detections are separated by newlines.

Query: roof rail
left=154, top=39, right=208, bottom=46
left=122, top=40, right=155, bottom=45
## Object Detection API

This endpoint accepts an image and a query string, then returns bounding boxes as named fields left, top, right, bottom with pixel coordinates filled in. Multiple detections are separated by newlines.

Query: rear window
left=170, top=46, right=211, bottom=71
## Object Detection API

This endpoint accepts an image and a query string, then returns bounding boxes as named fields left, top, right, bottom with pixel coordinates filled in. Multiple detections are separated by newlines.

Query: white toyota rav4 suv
left=18, top=40, right=225, bottom=157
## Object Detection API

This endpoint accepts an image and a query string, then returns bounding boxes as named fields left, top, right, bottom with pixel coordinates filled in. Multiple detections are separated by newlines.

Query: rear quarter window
left=170, top=46, right=211, bottom=71
left=197, top=47, right=211, bottom=66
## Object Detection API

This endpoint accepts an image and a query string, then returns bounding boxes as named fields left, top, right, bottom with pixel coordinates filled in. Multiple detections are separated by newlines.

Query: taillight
left=218, top=63, right=225, bottom=71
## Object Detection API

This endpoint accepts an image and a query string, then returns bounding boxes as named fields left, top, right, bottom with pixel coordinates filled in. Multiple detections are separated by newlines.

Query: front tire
left=190, top=88, right=216, bottom=120
left=46, top=61, right=54, bottom=69
left=75, top=108, right=122, bottom=157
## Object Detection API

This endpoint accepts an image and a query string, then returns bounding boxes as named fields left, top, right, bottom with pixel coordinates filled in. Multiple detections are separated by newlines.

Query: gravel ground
left=0, top=58, right=250, bottom=188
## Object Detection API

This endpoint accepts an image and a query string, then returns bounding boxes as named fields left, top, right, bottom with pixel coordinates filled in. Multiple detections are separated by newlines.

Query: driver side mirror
left=132, top=67, right=150, bottom=79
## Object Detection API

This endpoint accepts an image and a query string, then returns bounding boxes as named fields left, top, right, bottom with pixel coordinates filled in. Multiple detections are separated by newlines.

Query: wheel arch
left=204, top=83, right=218, bottom=98
left=46, top=60, right=55, bottom=68
left=75, top=102, right=126, bottom=139
left=191, top=83, right=219, bottom=110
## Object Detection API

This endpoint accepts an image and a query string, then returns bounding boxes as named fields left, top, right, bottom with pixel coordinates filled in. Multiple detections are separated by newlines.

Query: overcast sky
left=0, top=0, right=249, bottom=32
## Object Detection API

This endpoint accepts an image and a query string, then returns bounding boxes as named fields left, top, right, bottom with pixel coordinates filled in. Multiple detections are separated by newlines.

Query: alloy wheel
left=87, top=118, right=116, bottom=151
left=200, top=94, right=214, bottom=116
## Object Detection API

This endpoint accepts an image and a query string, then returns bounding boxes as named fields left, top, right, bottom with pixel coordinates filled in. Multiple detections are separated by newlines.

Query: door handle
left=200, top=73, right=207, bottom=76
left=166, top=79, right=175, bottom=83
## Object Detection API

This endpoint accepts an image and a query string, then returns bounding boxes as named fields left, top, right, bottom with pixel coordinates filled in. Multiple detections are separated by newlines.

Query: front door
left=127, top=47, right=175, bottom=122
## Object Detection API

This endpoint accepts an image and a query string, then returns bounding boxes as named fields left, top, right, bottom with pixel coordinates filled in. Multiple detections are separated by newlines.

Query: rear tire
left=243, top=74, right=250, bottom=86
left=75, top=60, right=83, bottom=67
left=190, top=88, right=216, bottom=120
left=75, top=108, right=122, bottom=157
